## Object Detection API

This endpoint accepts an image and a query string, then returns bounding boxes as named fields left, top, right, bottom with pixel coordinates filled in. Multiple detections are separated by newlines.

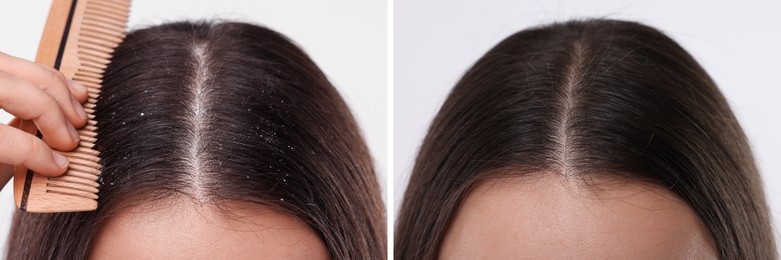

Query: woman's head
left=8, top=21, right=384, bottom=259
left=396, top=19, right=774, bottom=259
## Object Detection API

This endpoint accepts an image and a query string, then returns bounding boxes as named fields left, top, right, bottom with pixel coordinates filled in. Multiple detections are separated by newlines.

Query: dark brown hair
left=396, top=19, right=774, bottom=259
left=7, top=21, right=385, bottom=259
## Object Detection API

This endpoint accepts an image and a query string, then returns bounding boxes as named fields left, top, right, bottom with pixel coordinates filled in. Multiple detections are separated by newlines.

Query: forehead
left=439, top=174, right=717, bottom=259
left=89, top=199, right=329, bottom=259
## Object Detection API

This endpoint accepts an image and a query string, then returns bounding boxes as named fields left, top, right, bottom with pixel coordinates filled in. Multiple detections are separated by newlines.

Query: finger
left=38, top=65, right=89, bottom=106
left=0, top=124, right=69, bottom=176
left=0, top=71, right=80, bottom=151
left=0, top=52, right=89, bottom=102
left=39, top=66, right=89, bottom=103
left=0, top=54, right=89, bottom=104
left=0, top=52, right=88, bottom=128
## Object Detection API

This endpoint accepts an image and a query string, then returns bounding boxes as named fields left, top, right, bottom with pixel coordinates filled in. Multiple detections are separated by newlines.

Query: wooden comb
left=13, top=0, right=130, bottom=212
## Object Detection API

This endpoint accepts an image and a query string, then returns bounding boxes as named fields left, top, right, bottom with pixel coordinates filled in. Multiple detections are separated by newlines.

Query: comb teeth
left=25, top=0, right=130, bottom=212
left=49, top=0, right=129, bottom=200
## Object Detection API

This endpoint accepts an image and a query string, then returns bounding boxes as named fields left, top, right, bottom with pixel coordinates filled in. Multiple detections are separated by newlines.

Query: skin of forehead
left=89, top=198, right=329, bottom=260
left=439, top=172, right=718, bottom=259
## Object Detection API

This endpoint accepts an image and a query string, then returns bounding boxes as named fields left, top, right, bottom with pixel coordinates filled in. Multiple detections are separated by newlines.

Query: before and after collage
left=0, top=0, right=780, bottom=259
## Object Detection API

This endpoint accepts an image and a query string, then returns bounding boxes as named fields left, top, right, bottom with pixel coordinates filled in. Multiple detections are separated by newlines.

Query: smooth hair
left=7, top=21, right=385, bottom=259
left=396, top=19, right=774, bottom=259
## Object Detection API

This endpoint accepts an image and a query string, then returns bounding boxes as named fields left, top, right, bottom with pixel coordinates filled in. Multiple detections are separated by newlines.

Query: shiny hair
left=396, top=19, right=774, bottom=259
left=7, top=21, right=385, bottom=259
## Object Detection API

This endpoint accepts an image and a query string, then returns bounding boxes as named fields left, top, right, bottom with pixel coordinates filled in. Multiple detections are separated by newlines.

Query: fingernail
left=68, top=121, right=80, bottom=143
left=72, top=95, right=88, bottom=120
left=52, top=151, right=69, bottom=168
left=67, top=79, right=87, bottom=94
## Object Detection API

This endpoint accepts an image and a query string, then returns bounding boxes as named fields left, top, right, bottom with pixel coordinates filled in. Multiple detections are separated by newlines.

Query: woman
left=396, top=19, right=774, bottom=259
left=1, top=21, right=384, bottom=259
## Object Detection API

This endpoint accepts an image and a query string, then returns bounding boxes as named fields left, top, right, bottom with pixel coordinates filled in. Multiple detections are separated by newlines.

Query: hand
left=0, top=51, right=89, bottom=191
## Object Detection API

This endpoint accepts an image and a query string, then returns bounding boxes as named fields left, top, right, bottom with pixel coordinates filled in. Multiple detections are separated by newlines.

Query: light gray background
left=395, top=0, right=781, bottom=250
left=0, top=0, right=387, bottom=252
